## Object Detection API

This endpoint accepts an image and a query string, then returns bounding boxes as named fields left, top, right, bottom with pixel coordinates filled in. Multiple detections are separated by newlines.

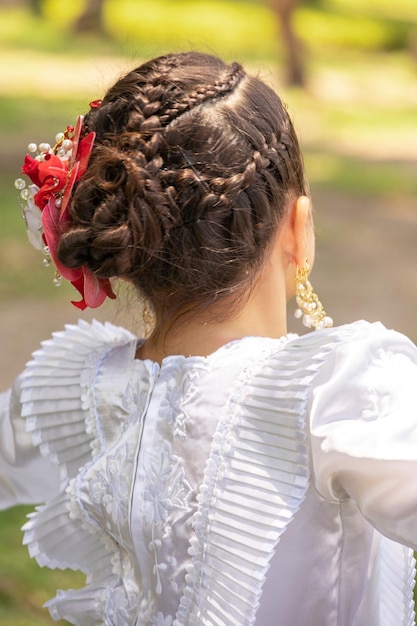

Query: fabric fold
left=19, top=320, right=139, bottom=625
left=9, top=319, right=417, bottom=625
left=20, top=319, right=135, bottom=484
left=174, top=332, right=340, bottom=626
left=379, top=536, right=416, bottom=626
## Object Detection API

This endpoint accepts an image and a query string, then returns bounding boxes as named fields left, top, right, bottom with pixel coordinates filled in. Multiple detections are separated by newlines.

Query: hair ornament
left=15, top=113, right=116, bottom=310
left=89, top=99, right=103, bottom=108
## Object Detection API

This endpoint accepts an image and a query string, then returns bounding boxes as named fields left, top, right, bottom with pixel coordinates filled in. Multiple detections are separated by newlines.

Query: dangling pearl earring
left=294, top=261, right=333, bottom=330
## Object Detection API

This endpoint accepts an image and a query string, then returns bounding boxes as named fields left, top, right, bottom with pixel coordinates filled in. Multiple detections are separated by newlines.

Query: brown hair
left=58, top=52, right=307, bottom=318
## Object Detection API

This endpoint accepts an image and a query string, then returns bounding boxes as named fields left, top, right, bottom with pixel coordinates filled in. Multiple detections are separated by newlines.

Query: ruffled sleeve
left=14, top=320, right=141, bottom=625
left=310, top=321, right=417, bottom=549
left=19, top=319, right=136, bottom=486
left=0, top=379, right=59, bottom=509
left=0, top=319, right=136, bottom=510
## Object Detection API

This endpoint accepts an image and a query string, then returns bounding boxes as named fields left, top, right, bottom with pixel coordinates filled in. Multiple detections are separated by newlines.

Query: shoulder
left=300, top=320, right=417, bottom=384
left=290, top=319, right=414, bottom=349
left=19, top=320, right=139, bottom=482
left=21, top=318, right=138, bottom=393
left=237, top=321, right=416, bottom=404
left=307, top=321, right=417, bottom=457
left=27, top=318, right=138, bottom=364
left=328, top=319, right=415, bottom=350
left=263, top=321, right=417, bottom=437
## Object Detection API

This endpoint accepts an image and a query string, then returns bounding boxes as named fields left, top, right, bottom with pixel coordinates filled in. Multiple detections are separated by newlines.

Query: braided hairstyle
left=58, top=52, right=307, bottom=317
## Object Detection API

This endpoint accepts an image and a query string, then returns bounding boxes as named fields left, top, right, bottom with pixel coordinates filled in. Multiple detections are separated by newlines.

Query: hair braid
left=159, top=62, right=245, bottom=126
left=58, top=51, right=307, bottom=313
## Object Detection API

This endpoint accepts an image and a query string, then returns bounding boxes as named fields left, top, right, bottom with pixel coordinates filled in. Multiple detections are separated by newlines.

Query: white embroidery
left=144, top=441, right=192, bottom=594
left=66, top=474, right=141, bottom=626
left=122, top=376, right=150, bottom=421
left=160, top=370, right=199, bottom=438
left=89, top=441, right=131, bottom=531
left=105, top=570, right=141, bottom=625
left=64, top=370, right=150, bottom=625
left=152, top=613, right=174, bottom=626
left=86, top=373, right=147, bottom=535
left=362, top=349, right=409, bottom=421
left=160, top=385, right=183, bottom=432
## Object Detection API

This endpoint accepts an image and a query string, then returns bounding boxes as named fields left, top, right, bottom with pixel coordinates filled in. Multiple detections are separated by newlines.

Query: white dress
left=0, top=319, right=417, bottom=626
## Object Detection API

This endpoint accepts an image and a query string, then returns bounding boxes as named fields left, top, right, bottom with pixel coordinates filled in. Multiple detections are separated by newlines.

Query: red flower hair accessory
left=15, top=114, right=116, bottom=310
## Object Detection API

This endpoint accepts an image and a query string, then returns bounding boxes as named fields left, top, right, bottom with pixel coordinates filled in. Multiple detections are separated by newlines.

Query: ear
left=279, top=195, right=314, bottom=269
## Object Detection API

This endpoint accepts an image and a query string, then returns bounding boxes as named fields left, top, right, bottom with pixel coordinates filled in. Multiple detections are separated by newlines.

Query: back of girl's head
left=58, top=51, right=307, bottom=315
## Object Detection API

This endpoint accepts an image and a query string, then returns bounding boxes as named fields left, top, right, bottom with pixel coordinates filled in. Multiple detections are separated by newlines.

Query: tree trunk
left=267, top=0, right=305, bottom=87
left=28, top=0, right=43, bottom=15
left=72, top=0, right=106, bottom=34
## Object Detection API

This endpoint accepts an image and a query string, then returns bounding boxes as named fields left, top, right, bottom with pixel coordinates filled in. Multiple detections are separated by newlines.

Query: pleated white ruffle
left=13, top=320, right=417, bottom=625
left=174, top=333, right=338, bottom=625
left=20, top=320, right=139, bottom=625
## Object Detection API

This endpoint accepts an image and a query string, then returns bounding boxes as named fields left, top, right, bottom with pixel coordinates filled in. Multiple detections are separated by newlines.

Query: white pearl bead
left=323, top=316, right=333, bottom=327
left=62, top=139, right=73, bottom=151
left=55, top=132, right=65, bottom=143
left=294, top=308, right=303, bottom=319
left=20, top=188, right=31, bottom=200
left=39, top=142, right=51, bottom=152
left=14, top=178, right=26, bottom=190
left=302, top=314, right=312, bottom=328
left=28, top=142, right=38, bottom=153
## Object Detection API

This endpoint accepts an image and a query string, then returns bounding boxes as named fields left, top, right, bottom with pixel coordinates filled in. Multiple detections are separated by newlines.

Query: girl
left=2, top=51, right=417, bottom=625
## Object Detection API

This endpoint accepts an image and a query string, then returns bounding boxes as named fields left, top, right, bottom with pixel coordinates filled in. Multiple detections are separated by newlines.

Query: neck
left=137, top=262, right=289, bottom=363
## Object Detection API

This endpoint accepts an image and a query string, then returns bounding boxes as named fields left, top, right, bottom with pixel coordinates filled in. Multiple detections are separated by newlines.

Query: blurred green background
left=0, top=0, right=416, bottom=623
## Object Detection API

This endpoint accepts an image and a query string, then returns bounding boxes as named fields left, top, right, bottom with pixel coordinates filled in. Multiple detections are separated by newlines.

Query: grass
left=1, top=0, right=415, bottom=60
left=305, top=153, right=417, bottom=196
left=297, top=7, right=412, bottom=51
left=0, top=97, right=84, bottom=136
left=0, top=1, right=279, bottom=61
left=0, top=506, right=84, bottom=626
left=324, top=0, right=417, bottom=22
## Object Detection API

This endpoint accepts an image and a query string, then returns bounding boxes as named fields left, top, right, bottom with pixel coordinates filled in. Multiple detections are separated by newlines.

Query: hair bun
left=58, top=52, right=306, bottom=313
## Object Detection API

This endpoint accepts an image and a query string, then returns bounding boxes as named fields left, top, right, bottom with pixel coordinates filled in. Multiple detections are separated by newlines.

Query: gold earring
left=294, top=261, right=333, bottom=330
